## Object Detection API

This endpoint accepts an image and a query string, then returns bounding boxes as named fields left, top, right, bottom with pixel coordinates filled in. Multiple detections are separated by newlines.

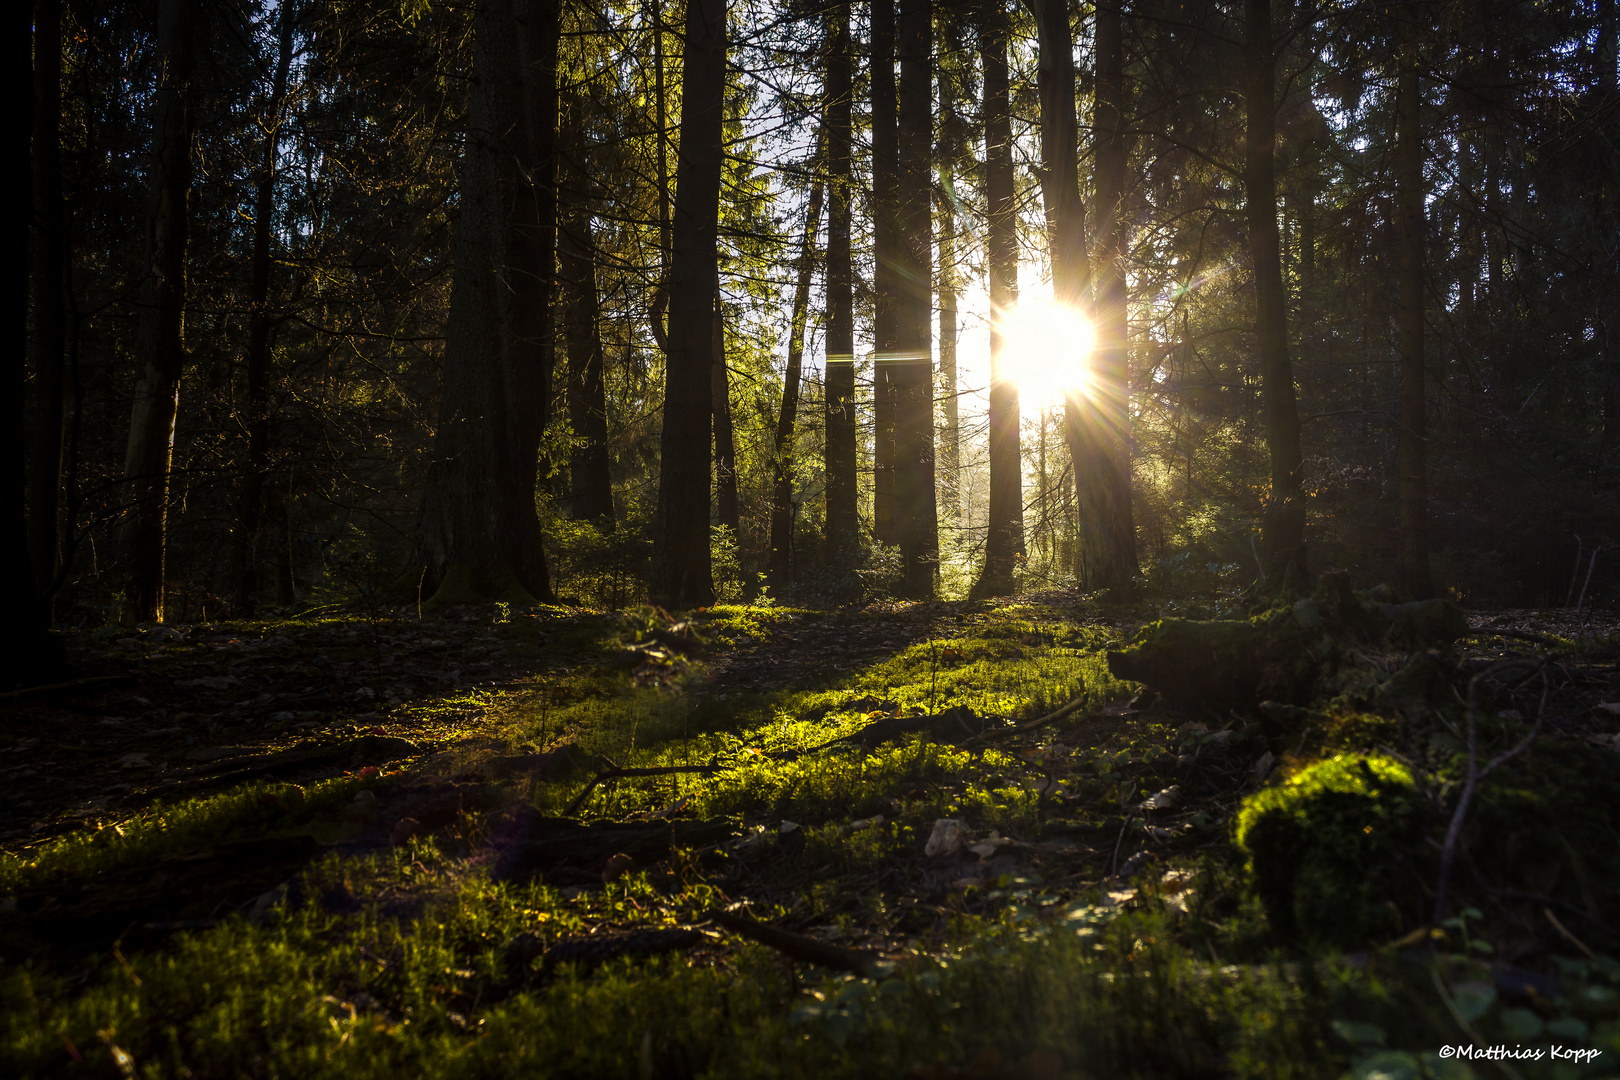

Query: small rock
left=924, top=818, right=964, bottom=858
left=1252, top=750, right=1276, bottom=783
left=353, top=790, right=377, bottom=803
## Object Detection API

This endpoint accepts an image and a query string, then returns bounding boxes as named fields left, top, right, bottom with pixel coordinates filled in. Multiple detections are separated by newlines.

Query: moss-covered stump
left=1235, top=755, right=1430, bottom=948
left=1105, top=571, right=1469, bottom=711
left=1236, top=742, right=1620, bottom=951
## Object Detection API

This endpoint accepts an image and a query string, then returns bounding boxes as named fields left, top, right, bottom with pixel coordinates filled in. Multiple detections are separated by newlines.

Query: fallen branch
left=1434, top=657, right=1551, bottom=924
left=0, top=674, right=134, bottom=700
left=959, top=692, right=1089, bottom=747
left=562, top=762, right=725, bottom=817
left=708, top=908, right=890, bottom=978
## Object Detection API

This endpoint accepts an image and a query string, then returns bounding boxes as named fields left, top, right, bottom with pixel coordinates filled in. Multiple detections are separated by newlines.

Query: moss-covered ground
left=2, top=596, right=1619, bottom=1078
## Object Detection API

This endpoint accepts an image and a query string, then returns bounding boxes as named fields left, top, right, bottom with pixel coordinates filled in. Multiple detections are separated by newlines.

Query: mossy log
left=1106, top=571, right=1470, bottom=711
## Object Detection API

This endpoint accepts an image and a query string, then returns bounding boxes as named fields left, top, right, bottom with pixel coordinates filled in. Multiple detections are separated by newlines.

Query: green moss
left=1235, top=755, right=1427, bottom=948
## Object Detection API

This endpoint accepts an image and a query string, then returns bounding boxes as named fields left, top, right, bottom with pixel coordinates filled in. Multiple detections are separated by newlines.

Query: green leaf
left=1331, top=1020, right=1388, bottom=1047
left=1418, top=1054, right=1477, bottom=1080
left=1346, top=1050, right=1421, bottom=1080
left=1449, top=981, right=1496, bottom=1022
left=1545, top=1016, right=1589, bottom=1041
left=1498, top=1007, right=1543, bottom=1041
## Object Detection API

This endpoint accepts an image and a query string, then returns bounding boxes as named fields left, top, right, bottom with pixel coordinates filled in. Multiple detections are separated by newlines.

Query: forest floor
left=2, top=594, right=1619, bottom=1078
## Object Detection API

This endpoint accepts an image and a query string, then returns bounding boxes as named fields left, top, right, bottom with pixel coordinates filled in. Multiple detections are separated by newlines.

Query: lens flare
left=1000, top=295, right=1095, bottom=404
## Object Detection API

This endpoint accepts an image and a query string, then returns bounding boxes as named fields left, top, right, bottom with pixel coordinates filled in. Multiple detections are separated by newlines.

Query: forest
left=4, top=0, right=1620, bottom=1076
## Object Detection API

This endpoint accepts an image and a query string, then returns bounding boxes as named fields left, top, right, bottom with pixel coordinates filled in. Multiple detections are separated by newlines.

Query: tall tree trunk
left=937, top=170, right=959, bottom=528
left=410, top=0, right=557, bottom=607
left=650, top=0, right=725, bottom=608
left=28, top=0, right=66, bottom=626
left=1079, top=0, right=1136, bottom=595
left=768, top=166, right=826, bottom=589
left=1394, top=22, right=1433, bottom=597
left=231, top=0, right=296, bottom=617
left=1244, top=0, right=1306, bottom=588
left=120, top=0, right=199, bottom=624
left=895, top=0, right=936, bottom=597
left=1027, top=0, right=1111, bottom=598
left=561, top=208, right=614, bottom=527
left=1597, top=0, right=1617, bottom=466
left=712, top=291, right=739, bottom=539
left=936, top=19, right=961, bottom=530
left=823, top=0, right=859, bottom=563
left=558, top=85, right=613, bottom=527
left=871, top=0, right=899, bottom=546
left=7, top=3, right=38, bottom=646
left=649, top=0, right=672, bottom=352
left=972, top=0, right=1020, bottom=600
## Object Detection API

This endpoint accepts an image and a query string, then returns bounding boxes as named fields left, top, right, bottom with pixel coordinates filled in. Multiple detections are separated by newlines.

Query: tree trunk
left=712, top=290, right=740, bottom=540
left=410, top=0, right=557, bottom=608
left=231, top=0, right=296, bottom=617
left=823, top=0, right=858, bottom=563
left=120, top=0, right=199, bottom=624
left=650, top=0, right=725, bottom=608
left=1028, top=0, right=1111, bottom=599
left=894, top=0, right=936, bottom=597
left=28, top=0, right=66, bottom=626
left=1077, top=0, right=1136, bottom=595
left=1244, top=0, right=1306, bottom=588
left=1394, top=24, right=1433, bottom=597
left=561, top=207, right=614, bottom=527
left=768, top=164, right=826, bottom=590
left=7, top=2, right=37, bottom=644
left=972, top=0, right=1021, bottom=600
left=648, top=0, right=672, bottom=352
left=937, top=170, right=959, bottom=529
left=871, top=0, right=899, bottom=546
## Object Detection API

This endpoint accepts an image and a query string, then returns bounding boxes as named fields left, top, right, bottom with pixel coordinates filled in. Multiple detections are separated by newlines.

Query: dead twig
left=561, top=762, right=725, bottom=817
left=708, top=908, right=890, bottom=978
left=1434, top=658, right=1551, bottom=924
left=0, top=674, right=134, bottom=700
left=959, top=691, right=1089, bottom=747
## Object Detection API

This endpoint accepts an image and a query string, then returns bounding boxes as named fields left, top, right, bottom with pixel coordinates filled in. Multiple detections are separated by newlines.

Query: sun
left=1000, top=295, right=1096, bottom=405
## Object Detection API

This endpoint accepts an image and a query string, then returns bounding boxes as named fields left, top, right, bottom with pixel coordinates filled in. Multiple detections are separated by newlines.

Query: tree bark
left=1394, top=22, right=1433, bottom=597
left=871, top=0, right=899, bottom=546
left=768, top=164, right=826, bottom=589
left=712, top=292, right=740, bottom=542
left=936, top=16, right=961, bottom=530
left=649, top=0, right=672, bottom=352
left=972, top=1, right=1021, bottom=600
left=28, top=0, right=67, bottom=626
left=894, top=0, right=936, bottom=597
left=231, top=0, right=297, bottom=617
left=410, top=0, right=557, bottom=608
left=650, top=0, right=725, bottom=608
left=120, top=0, right=199, bottom=624
left=1079, top=0, right=1137, bottom=595
left=7, top=2, right=38, bottom=644
left=937, top=169, right=959, bottom=529
left=560, top=207, right=614, bottom=527
left=1244, top=0, right=1307, bottom=588
left=823, top=0, right=858, bottom=563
